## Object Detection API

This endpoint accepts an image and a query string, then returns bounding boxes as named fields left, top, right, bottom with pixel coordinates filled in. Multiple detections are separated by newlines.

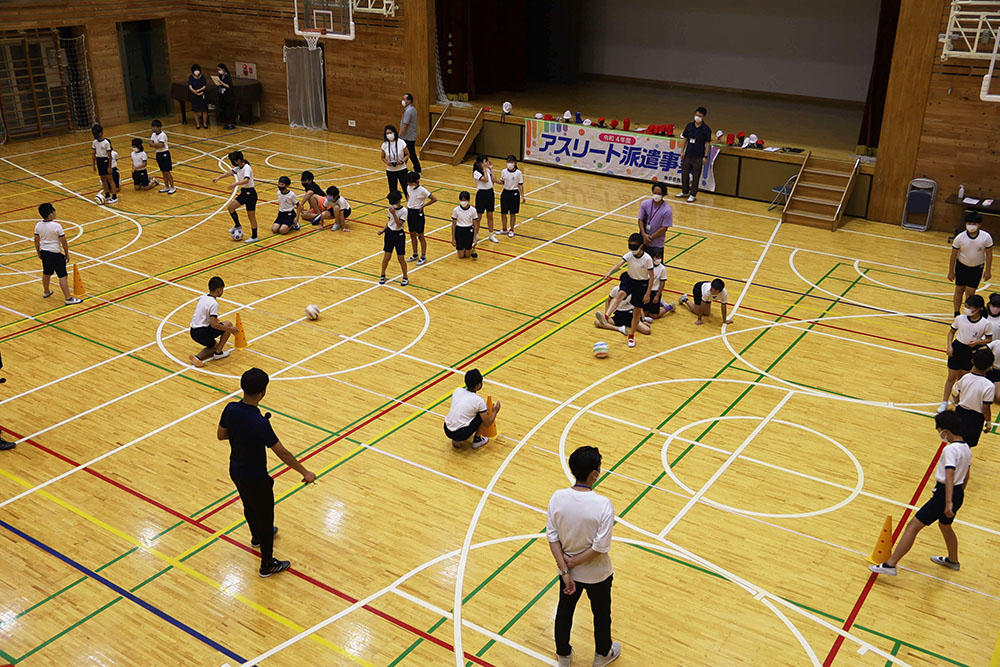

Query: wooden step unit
left=781, top=152, right=860, bottom=231
left=420, top=103, right=484, bottom=166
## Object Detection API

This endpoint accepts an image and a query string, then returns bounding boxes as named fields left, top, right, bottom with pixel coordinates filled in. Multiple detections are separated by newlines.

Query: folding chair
left=769, top=175, right=796, bottom=211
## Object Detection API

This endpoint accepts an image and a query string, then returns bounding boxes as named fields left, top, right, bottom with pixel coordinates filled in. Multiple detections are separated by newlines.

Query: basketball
left=593, top=341, right=609, bottom=358
left=305, top=304, right=320, bottom=320
left=94, top=192, right=105, bottom=204
left=231, top=227, right=243, bottom=241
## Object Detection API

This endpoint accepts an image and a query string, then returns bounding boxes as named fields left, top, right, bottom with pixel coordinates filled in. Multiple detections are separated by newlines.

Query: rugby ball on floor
left=305, top=304, right=320, bottom=320
left=231, top=227, right=244, bottom=241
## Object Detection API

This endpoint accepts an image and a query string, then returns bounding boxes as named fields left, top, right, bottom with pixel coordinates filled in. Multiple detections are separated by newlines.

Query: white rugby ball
left=305, top=304, right=320, bottom=320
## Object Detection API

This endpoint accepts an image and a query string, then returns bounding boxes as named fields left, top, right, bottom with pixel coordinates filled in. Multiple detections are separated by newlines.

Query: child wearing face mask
left=378, top=190, right=409, bottom=286
left=381, top=125, right=410, bottom=194
left=948, top=212, right=993, bottom=317
left=985, top=293, right=1000, bottom=341
left=213, top=150, right=259, bottom=243
left=451, top=191, right=480, bottom=259
left=473, top=154, right=498, bottom=243
left=940, top=294, right=992, bottom=413
left=188, top=64, right=209, bottom=129
left=642, top=247, right=675, bottom=321
left=406, top=172, right=437, bottom=264
left=499, top=155, right=525, bottom=237
left=601, top=233, right=653, bottom=348
left=272, top=176, right=300, bottom=235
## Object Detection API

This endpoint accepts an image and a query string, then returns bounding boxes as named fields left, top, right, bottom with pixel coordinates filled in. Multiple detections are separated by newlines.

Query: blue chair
left=769, top=175, right=796, bottom=211
left=901, top=178, right=936, bottom=231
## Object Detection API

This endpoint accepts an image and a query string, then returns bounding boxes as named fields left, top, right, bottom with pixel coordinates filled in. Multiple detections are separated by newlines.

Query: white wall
left=579, top=0, right=881, bottom=102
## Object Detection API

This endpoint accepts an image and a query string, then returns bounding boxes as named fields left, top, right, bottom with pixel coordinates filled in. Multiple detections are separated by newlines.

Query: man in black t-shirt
left=218, top=367, right=316, bottom=577
left=677, top=106, right=712, bottom=203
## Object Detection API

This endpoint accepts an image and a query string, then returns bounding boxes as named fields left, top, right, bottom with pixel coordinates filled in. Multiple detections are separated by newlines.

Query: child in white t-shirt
left=451, top=191, right=480, bottom=260
left=443, top=369, right=500, bottom=449
left=679, top=277, right=733, bottom=326
left=405, top=171, right=438, bottom=264
left=310, top=185, right=352, bottom=232
left=129, top=138, right=159, bottom=191
left=91, top=124, right=117, bottom=204
left=271, top=176, right=300, bottom=235
left=378, top=191, right=409, bottom=286
left=150, top=119, right=176, bottom=194
left=32, top=202, right=83, bottom=306
left=600, top=233, right=653, bottom=348
left=188, top=276, right=239, bottom=367
left=498, top=155, right=525, bottom=237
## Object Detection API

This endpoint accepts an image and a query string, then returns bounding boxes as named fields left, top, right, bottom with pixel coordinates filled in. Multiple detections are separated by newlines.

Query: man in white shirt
left=443, top=369, right=500, bottom=449
left=948, top=212, right=993, bottom=317
left=547, top=446, right=621, bottom=666
left=869, top=411, right=972, bottom=576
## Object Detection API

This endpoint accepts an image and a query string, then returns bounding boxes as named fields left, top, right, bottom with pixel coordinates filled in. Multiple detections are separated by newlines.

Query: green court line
left=824, top=273, right=950, bottom=302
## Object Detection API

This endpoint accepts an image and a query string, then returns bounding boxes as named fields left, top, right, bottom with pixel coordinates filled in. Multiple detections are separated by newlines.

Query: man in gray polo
left=400, top=93, right=421, bottom=175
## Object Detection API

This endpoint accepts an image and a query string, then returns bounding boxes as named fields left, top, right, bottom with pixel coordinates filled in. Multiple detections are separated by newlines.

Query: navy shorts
left=619, top=274, right=649, bottom=308
left=96, top=157, right=110, bottom=176
left=475, top=188, right=495, bottom=214
left=112, top=168, right=120, bottom=189
left=190, top=326, right=222, bottom=348
left=155, top=151, right=172, bottom=172
left=954, top=405, right=985, bottom=447
left=444, top=412, right=482, bottom=442
left=611, top=310, right=633, bottom=328
left=948, top=341, right=974, bottom=371
left=455, top=226, right=474, bottom=250
left=40, top=250, right=67, bottom=278
left=383, top=228, right=406, bottom=255
left=643, top=290, right=662, bottom=315
left=915, top=481, right=965, bottom=526
left=407, top=208, right=426, bottom=234
left=274, top=210, right=296, bottom=227
left=133, top=169, right=150, bottom=187
left=235, top=187, right=258, bottom=211
left=955, top=261, right=984, bottom=289
left=500, top=189, right=520, bottom=214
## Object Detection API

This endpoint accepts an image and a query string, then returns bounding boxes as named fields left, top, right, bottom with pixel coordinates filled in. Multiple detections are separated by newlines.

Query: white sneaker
left=557, top=653, right=572, bottom=667
left=489, top=234, right=499, bottom=243
left=406, top=254, right=419, bottom=263
left=593, top=641, right=620, bottom=666
left=228, top=225, right=238, bottom=233
left=471, top=435, right=489, bottom=449
left=64, top=297, right=83, bottom=305
left=937, top=401, right=949, bottom=413
left=617, top=325, right=627, bottom=335
left=167, top=187, right=177, bottom=194
left=642, top=316, right=653, bottom=323
left=930, top=555, right=960, bottom=571
left=330, top=222, right=342, bottom=231
left=678, top=294, right=689, bottom=304
left=627, top=336, right=635, bottom=348
left=158, top=186, right=170, bottom=193
left=243, top=236, right=259, bottom=243
left=868, top=563, right=897, bottom=576
left=507, top=230, right=514, bottom=238
left=674, top=192, right=686, bottom=198
left=213, top=349, right=231, bottom=361
left=687, top=195, right=696, bottom=202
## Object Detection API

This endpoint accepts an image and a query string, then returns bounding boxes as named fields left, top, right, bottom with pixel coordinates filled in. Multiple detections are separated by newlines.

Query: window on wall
left=0, top=29, right=72, bottom=140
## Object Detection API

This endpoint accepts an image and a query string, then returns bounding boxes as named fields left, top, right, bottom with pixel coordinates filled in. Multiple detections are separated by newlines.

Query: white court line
left=0, top=122, right=182, bottom=159
left=525, top=179, right=560, bottom=197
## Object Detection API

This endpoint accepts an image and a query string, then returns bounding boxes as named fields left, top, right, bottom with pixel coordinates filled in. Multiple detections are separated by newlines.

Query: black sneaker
left=259, top=558, right=291, bottom=578
left=251, top=525, right=278, bottom=549
left=0, top=438, right=15, bottom=451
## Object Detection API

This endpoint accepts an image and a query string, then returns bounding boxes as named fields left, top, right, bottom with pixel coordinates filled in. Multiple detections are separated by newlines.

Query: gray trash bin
left=901, top=178, right=937, bottom=232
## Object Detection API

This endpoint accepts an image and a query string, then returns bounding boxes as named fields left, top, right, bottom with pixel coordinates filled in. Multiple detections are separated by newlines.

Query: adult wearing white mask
left=399, top=93, right=421, bottom=175
left=380, top=124, right=410, bottom=194
left=949, top=211, right=993, bottom=317
left=637, top=182, right=673, bottom=252
left=187, top=64, right=209, bottom=130
left=677, top=106, right=711, bottom=203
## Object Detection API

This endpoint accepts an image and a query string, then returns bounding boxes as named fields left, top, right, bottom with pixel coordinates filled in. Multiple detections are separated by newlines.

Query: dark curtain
left=525, top=0, right=580, bottom=84
left=436, top=0, right=525, bottom=99
left=857, top=0, right=901, bottom=154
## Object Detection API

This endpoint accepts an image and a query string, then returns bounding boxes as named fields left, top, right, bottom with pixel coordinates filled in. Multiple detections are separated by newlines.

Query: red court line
left=821, top=442, right=944, bottom=665
left=0, top=193, right=77, bottom=217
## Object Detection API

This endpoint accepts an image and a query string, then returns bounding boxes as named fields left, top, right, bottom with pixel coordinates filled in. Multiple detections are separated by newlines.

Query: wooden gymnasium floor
left=0, top=118, right=997, bottom=667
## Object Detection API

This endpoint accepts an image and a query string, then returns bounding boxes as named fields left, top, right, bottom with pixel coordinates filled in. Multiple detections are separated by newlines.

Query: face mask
left=193, top=70, right=201, bottom=77
left=652, top=194, right=663, bottom=203
left=218, top=70, right=224, bottom=76
left=694, top=115, right=703, bottom=123
left=460, top=202, right=470, bottom=209
left=630, top=247, right=642, bottom=255
left=653, top=258, right=662, bottom=266
left=937, top=430, right=946, bottom=442
left=386, top=133, right=395, bottom=141
left=963, top=306, right=974, bottom=316
left=401, top=99, right=407, bottom=107
left=507, top=162, right=515, bottom=170
left=967, top=224, right=980, bottom=233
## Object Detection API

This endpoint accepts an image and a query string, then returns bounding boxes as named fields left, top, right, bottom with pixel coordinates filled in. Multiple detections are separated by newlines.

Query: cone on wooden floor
left=481, top=395, right=498, bottom=438
left=72, top=264, right=86, bottom=298
left=867, top=514, right=894, bottom=565
left=234, top=313, right=248, bottom=349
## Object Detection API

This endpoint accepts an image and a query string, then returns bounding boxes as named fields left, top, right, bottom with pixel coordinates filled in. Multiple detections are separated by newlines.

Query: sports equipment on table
left=95, top=192, right=105, bottom=204
left=231, top=227, right=244, bottom=241
left=593, top=341, right=610, bottom=358
left=305, top=304, right=320, bottom=320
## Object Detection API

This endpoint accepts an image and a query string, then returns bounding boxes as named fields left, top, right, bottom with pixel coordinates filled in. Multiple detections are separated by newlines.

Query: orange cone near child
left=234, top=313, right=248, bottom=349
left=482, top=395, right=499, bottom=438
left=867, top=515, right=894, bottom=565
left=72, top=264, right=86, bottom=298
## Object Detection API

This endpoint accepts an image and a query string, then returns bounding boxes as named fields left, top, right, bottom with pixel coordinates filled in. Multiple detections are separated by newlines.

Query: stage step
left=421, top=104, right=484, bottom=166
left=782, top=153, right=859, bottom=231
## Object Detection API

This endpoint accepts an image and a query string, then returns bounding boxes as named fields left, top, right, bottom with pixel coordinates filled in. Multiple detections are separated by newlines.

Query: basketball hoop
left=304, top=32, right=321, bottom=50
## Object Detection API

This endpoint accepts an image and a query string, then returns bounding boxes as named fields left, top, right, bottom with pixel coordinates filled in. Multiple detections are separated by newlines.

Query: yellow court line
left=991, top=627, right=1000, bottom=667
left=0, top=465, right=375, bottom=667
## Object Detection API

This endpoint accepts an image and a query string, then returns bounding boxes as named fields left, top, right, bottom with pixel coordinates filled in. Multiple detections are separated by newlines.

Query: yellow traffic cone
left=867, top=515, right=894, bottom=565
left=481, top=395, right=498, bottom=438
left=72, top=264, right=86, bottom=298
left=234, top=313, right=248, bottom=349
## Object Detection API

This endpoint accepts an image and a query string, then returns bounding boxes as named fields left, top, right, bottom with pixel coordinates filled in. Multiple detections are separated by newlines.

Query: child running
left=378, top=191, right=409, bottom=286
left=594, top=284, right=651, bottom=337
left=601, top=233, right=653, bottom=348
left=940, top=294, right=992, bottom=413
left=452, top=191, right=480, bottom=259
left=406, top=172, right=437, bottom=264
left=150, top=119, right=176, bottom=194
left=188, top=276, right=238, bottom=368
left=310, top=186, right=352, bottom=232
left=271, top=177, right=300, bottom=235
left=473, top=154, right=498, bottom=243
left=129, top=139, right=160, bottom=191
left=91, top=124, right=117, bottom=204
left=213, top=150, right=259, bottom=243
left=678, top=278, right=733, bottom=326
left=498, top=155, right=525, bottom=237
left=33, top=203, right=83, bottom=306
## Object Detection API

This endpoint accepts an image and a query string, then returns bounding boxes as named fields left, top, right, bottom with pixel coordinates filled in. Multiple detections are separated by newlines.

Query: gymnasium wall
left=578, top=0, right=881, bottom=102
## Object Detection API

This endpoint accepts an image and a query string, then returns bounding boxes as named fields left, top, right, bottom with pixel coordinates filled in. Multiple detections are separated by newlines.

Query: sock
left=251, top=228, right=258, bottom=238
left=230, top=211, right=240, bottom=226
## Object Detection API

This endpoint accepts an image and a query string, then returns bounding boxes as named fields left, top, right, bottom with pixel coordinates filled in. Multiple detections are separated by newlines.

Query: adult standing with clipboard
left=214, top=63, right=237, bottom=130
left=188, top=64, right=209, bottom=129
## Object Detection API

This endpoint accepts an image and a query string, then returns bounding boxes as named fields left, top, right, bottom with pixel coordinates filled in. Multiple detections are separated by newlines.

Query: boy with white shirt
left=451, top=191, right=480, bottom=259
left=310, top=185, right=352, bottom=232
left=188, top=276, right=238, bottom=368
left=91, top=124, right=117, bottom=204
left=547, top=445, right=621, bottom=667
left=271, top=177, right=300, bottom=235
left=679, top=278, right=733, bottom=326
left=33, top=203, right=83, bottom=306
left=940, top=294, right=991, bottom=413
left=595, top=285, right=651, bottom=336
left=601, top=233, right=653, bottom=348
left=213, top=151, right=259, bottom=243
left=149, top=120, right=176, bottom=194
left=378, top=191, right=409, bottom=286
left=498, top=155, right=525, bottom=237
left=443, top=369, right=500, bottom=449
left=870, top=410, right=972, bottom=576
left=950, top=347, right=994, bottom=447
left=405, top=172, right=437, bottom=264
left=949, top=212, right=993, bottom=316
left=129, top=139, right=159, bottom=191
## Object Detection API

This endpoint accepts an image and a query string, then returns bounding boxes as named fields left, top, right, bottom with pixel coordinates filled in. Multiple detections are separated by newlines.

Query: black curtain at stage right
left=857, top=0, right=901, bottom=154
left=436, top=0, right=526, bottom=99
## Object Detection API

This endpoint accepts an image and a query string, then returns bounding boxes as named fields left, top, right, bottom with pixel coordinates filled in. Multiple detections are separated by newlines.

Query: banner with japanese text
left=524, top=119, right=720, bottom=191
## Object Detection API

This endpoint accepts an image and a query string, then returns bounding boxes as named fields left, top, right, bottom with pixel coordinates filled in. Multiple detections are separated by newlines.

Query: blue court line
left=0, top=518, right=248, bottom=665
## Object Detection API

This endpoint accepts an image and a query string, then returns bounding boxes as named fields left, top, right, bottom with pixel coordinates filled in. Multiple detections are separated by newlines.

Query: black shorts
left=954, top=261, right=984, bottom=289
left=39, top=250, right=67, bottom=278
left=444, top=412, right=482, bottom=442
left=620, top=274, right=649, bottom=308
left=500, top=189, right=520, bottom=214
left=383, top=228, right=406, bottom=255
left=643, top=290, right=662, bottom=314
left=190, top=326, right=222, bottom=348
left=407, top=208, right=426, bottom=234
left=96, top=157, right=110, bottom=176
left=954, top=405, right=985, bottom=447
left=948, top=341, right=974, bottom=371
left=274, top=210, right=296, bottom=227
left=112, top=168, right=120, bottom=189
left=611, top=310, right=633, bottom=328
left=155, top=151, right=172, bottom=172
left=133, top=169, right=150, bottom=187
left=235, top=188, right=258, bottom=211
left=455, top=226, right=474, bottom=250
left=475, top=188, right=495, bottom=214
left=986, top=368, right=1000, bottom=383
left=915, top=481, right=965, bottom=526
left=693, top=281, right=706, bottom=306
left=341, top=207, right=352, bottom=220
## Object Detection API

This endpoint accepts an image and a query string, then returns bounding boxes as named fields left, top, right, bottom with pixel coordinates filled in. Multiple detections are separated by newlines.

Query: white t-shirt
left=386, top=205, right=407, bottom=231
left=33, top=220, right=64, bottom=254
left=444, top=387, right=487, bottom=431
left=952, top=315, right=991, bottom=345
left=986, top=313, right=1000, bottom=340
left=988, top=339, right=1000, bottom=370
left=190, top=294, right=219, bottom=329
left=500, top=167, right=523, bottom=191
left=952, top=230, right=993, bottom=267
left=110, top=150, right=119, bottom=170
left=325, top=195, right=349, bottom=212
left=650, top=263, right=667, bottom=292
left=92, top=138, right=110, bottom=158
left=936, top=440, right=971, bottom=485
left=150, top=130, right=169, bottom=153
left=473, top=166, right=494, bottom=190
left=233, top=163, right=254, bottom=189
left=608, top=286, right=632, bottom=313
left=277, top=189, right=299, bottom=213
left=131, top=150, right=148, bottom=170
left=453, top=204, right=478, bottom=227
left=700, top=282, right=729, bottom=304
left=546, top=488, right=615, bottom=584
left=953, top=372, right=995, bottom=412
left=382, top=139, right=408, bottom=171
left=623, top=251, right=653, bottom=281
left=407, top=184, right=431, bottom=209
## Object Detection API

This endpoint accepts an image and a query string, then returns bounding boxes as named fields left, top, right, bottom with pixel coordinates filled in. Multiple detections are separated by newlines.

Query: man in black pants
left=217, top=368, right=316, bottom=577
left=676, top=106, right=712, bottom=203
left=400, top=92, right=421, bottom=175
left=546, top=446, right=621, bottom=666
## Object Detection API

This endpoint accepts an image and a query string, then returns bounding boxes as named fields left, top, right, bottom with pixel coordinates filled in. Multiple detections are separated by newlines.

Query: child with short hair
left=985, top=293, right=1000, bottom=339
left=298, top=171, right=325, bottom=219
left=443, top=369, right=500, bottom=449
left=188, top=276, right=238, bottom=368
left=378, top=191, right=409, bottom=286
left=678, top=278, right=733, bottom=326
left=406, top=171, right=437, bottom=264
left=150, top=119, right=176, bottom=194
left=474, top=154, right=498, bottom=243
left=33, top=203, right=83, bottom=306
left=452, top=191, right=480, bottom=260
left=311, top=186, right=352, bottom=232
left=109, top=144, right=121, bottom=197
left=213, top=150, right=259, bottom=243
left=642, top=247, right=674, bottom=321
left=91, top=124, right=117, bottom=204
left=950, top=346, right=995, bottom=447
left=272, top=177, right=300, bottom=235
left=869, top=410, right=971, bottom=577
left=940, top=294, right=992, bottom=413
left=595, top=284, right=651, bottom=336
left=601, top=233, right=653, bottom=348
left=499, top=155, right=525, bottom=237
left=130, top=139, right=159, bottom=191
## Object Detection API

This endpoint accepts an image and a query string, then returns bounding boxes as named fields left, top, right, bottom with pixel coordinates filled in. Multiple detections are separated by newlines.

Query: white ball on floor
left=231, top=228, right=243, bottom=241
left=593, top=341, right=609, bottom=358
left=95, top=192, right=106, bottom=205
left=305, top=304, right=320, bottom=320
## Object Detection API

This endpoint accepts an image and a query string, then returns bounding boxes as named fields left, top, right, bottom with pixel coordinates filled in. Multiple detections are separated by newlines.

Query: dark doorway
left=116, top=19, right=170, bottom=121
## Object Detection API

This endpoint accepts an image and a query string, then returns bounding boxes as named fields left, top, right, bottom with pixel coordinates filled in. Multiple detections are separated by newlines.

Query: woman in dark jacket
left=188, top=63, right=209, bottom=129
left=217, top=63, right=237, bottom=130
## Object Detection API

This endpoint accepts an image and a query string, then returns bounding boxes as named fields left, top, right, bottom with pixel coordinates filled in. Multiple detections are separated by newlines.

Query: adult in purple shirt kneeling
left=637, top=182, right=673, bottom=250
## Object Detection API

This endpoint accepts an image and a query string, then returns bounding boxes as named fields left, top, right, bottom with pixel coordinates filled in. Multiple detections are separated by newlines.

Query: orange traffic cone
left=234, top=313, right=248, bottom=349
left=481, top=395, right=498, bottom=438
left=72, top=264, right=86, bottom=298
left=867, top=515, right=894, bottom=565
